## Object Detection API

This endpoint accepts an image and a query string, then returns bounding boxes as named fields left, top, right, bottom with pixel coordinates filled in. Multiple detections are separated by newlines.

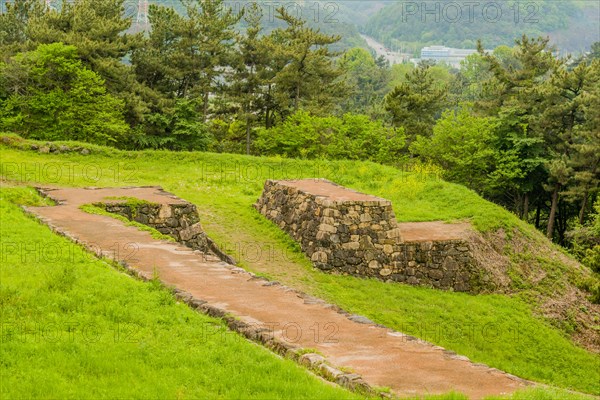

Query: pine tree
left=183, top=0, right=239, bottom=120
left=132, top=5, right=184, bottom=97
left=535, top=61, right=591, bottom=239
left=134, top=0, right=238, bottom=114
left=477, top=36, right=560, bottom=219
left=22, top=0, right=149, bottom=127
left=270, top=6, right=346, bottom=118
left=0, top=0, right=43, bottom=59
left=227, top=3, right=269, bottom=154
left=338, top=47, right=390, bottom=116
left=569, top=60, right=600, bottom=225
left=384, top=64, right=447, bottom=143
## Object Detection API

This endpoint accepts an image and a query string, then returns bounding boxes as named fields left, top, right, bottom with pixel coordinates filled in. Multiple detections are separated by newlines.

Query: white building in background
left=414, top=46, right=479, bottom=68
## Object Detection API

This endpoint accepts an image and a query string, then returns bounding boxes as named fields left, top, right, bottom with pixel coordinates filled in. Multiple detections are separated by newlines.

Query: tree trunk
left=557, top=200, right=567, bottom=245
left=522, top=193, right=529, bottom=222
left=535, top=201, right=541, bottom=229
left=546, top=183, right=560, bottom=240
left=181, top=77, right=189, bottom=98
left=579, top=190, right=589, bottom=225
left=203, top=92, right=209, bottom=122
left=245, top=117, right=251, bottom=155
left=515, top=193, right=523, bottom=219
left=266, top=84, right=273, bottom=129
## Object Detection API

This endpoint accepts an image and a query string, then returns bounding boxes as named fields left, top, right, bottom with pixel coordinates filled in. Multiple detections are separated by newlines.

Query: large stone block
left=180, top=222, right=203, bottom=241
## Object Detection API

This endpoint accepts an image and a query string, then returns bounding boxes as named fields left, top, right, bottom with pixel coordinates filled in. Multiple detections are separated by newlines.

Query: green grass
left=491, top=387, right=596, bottom=400
left=0, top=186, right=366, bottom=399
left=409, top=390, right=596, bottom=400
left=310, top=274, right=599, bottom=393
left=5, top=189, right=589, bottom=400
left=1, top=138, right=599, bottom=395
left=0, top=134, right=521, bottom=232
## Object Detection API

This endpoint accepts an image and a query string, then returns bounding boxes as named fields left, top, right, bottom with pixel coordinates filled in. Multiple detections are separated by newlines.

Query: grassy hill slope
left=1, top=135, right=599, bottom=395
left=0, top=186, right=365, bottom=399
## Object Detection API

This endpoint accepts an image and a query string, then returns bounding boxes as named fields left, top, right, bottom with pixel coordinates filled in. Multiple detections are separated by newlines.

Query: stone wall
left=98, top=201, right=234, bottom=264
left=255, top=179, right=484, bottom=292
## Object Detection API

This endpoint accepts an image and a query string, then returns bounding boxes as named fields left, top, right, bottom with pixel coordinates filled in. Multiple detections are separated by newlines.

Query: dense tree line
left=0, top=0, right=350, bottom=150
left=407, top=38, right=600, bottom=269
left=0, top=0, right=599, bottom=269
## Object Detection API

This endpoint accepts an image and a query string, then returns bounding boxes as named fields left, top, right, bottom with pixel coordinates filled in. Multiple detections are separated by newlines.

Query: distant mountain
left=362, top=0, right=599, bottom=54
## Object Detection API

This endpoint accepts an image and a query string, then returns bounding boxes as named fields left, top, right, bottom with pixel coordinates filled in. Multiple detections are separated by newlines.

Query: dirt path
left=399, top=221, right=473, bottom=242
left=27, top=186, right=527, bottom=399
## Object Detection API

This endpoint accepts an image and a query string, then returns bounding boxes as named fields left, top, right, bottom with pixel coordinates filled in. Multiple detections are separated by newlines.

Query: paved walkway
left=27, top=186, right=526, bottom=399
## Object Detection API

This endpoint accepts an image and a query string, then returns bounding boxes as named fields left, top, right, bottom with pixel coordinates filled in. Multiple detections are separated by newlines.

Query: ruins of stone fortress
left=255, top=179, right=487, bottom=292
left=85, top=179, right=490, bottom=293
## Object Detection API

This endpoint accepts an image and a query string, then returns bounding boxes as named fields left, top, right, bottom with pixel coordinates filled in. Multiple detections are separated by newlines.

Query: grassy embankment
left=0, top=186, right=370, bottom=399
left=1, top=136, right=598, bottom=396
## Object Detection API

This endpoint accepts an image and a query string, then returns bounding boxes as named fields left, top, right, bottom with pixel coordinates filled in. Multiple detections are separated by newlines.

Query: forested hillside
left=364, top=0, right=599, bottom=54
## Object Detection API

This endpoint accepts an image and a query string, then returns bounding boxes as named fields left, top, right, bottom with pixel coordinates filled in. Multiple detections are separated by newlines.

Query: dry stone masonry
left=255, top=179, right=485, bottom=292
left=97, top=200, right=234, bottom=264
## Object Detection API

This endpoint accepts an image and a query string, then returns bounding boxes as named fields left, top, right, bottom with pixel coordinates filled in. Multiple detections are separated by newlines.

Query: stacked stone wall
left=255, top=180, right=485, bottom=292
left=98, top=202, right=234, bottom=264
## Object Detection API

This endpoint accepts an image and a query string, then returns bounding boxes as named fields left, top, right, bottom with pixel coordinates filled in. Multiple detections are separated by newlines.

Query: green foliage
left=0, top=0, right=42, bottom=55
left=583, top=247, right=600, bottom=275
left=130, top=0, right=346, bottom=143
left=338, top=47, right=389, bottom=116
left=587, top=42, right=600, bottom=60
left=226, top=3, right=269, bottom=154
left=476, top=36, right=557, bottom=204
left=452, top=53, right=493, bottom=102
left=411, top=105, right=498, bottom=191
left=22, top=0, right=148, bottom=126
left=269, top=6, right=346, bottom=118
left=128, top=99, right=213, bottom=151
left=569, top=200, right=600, bottom=274
left=254, top=110, right=405, bottom=164
left=388, top=63, right=415, bottom=89
left=384, top=64, right=448, bottom=141
left=445, top=37, right=600, bottom=246
left=0, top=43, right=129, bottom=145
left=166, top=99, right=212, bottom=151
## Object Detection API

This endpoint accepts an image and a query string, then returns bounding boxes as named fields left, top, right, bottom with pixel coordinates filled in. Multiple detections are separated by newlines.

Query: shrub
left=0, top=43, right=129, bottom=145
left=254, top=110, right=405, bottom=164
